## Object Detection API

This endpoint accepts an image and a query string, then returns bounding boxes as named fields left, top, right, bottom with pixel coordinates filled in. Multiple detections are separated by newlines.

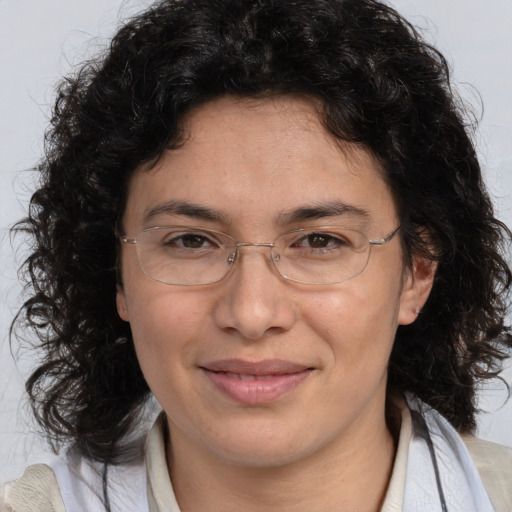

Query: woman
left=3, top=0, right=512, bottom=510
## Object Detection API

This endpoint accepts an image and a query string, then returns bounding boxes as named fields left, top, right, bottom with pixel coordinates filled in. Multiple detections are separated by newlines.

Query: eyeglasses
left=119, top=225, right=401, bottom=286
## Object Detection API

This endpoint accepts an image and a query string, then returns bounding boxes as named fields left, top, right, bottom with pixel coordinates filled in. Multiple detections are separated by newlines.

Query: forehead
left=123, top=96, right=398, bottom=234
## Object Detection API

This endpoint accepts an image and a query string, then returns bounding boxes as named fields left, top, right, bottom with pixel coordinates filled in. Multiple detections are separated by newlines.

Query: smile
left=200, top=359, right=314, bottom=405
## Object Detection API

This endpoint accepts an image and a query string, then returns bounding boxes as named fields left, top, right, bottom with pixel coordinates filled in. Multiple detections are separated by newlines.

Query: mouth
left=218, top=372, right=286, bottom=381
left=200, top=359, right=314, bottom=405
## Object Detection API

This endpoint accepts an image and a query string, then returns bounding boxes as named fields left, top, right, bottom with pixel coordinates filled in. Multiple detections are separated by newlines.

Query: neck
left=167, top=403, right=398, bottom=512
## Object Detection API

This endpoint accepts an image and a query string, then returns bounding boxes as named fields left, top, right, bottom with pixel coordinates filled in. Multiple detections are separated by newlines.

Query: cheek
left=120, top=248, right=208, bottom=340
left=128, top=291, right=206, bottom=345
left=124, top=290, right=213, bottom=415
left=121, top=276, right=211, bottom=377
left=301, top=277, right=402, bottom=368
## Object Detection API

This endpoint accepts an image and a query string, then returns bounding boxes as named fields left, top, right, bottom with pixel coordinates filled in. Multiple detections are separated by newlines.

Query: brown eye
left=293, top=232, right=347, bottom=250
left=180, top=234, right=209, bottom=248
left=306, top=234, right=331, bottom=248
left=160, top=231, right=219, bottom=251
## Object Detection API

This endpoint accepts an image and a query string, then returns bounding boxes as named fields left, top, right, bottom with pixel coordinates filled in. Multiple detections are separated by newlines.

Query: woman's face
left=117, top=96, right=429, bottom=468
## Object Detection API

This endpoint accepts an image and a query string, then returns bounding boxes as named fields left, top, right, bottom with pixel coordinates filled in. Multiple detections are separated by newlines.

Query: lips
left=200, top=359, right=313, bottom=405
left=222, top=373, right=279, bottom=381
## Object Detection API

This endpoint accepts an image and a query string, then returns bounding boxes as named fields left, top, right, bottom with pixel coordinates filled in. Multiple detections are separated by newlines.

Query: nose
left=212, top=247, right=296, bottom=340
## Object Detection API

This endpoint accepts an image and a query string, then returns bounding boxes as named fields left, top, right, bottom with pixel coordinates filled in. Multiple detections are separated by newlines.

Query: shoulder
left=462, top=434, right=512, bottom=470
left=2, top=445, right=148, bottom=512
left=1, top=464, right=65, bottom=512
left=462, top=435, right=512, bottom=512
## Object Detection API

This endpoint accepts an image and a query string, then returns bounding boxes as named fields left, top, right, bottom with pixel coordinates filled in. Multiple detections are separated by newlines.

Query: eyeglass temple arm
left=369, top=225, right=401, bottom=246
left=119, top=236, right=137, bottom=244
left=113, top=227, right=137, bottom=244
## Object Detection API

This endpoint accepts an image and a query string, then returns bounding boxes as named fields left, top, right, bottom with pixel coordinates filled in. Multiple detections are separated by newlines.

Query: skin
left=117, top=96, right=435, bottom=511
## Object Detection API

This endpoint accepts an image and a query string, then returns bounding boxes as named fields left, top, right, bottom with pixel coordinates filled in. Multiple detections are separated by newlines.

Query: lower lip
left=202, top=369, right=313, bottom=405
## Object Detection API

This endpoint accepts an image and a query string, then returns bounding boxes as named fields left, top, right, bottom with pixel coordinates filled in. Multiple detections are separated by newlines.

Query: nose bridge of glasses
left=235, top=242, right=276, bottom=248
left=227, top=242, right=279, bottom=266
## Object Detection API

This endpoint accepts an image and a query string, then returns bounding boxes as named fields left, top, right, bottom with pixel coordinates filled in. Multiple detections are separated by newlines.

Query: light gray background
left=1, top=0, right=511, bottom=486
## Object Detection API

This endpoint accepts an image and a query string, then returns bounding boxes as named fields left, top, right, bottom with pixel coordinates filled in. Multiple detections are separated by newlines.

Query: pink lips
left=200, top=359, right=313, bottom=405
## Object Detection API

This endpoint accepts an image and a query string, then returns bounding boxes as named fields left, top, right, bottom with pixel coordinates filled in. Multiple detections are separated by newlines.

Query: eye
left=292, top=232, right=350, bottom=250
left=163, top=231, right=219, bottom=250
left=173, top=233, right=211, bottom=248
left=305, top=233, right=336, bottom=249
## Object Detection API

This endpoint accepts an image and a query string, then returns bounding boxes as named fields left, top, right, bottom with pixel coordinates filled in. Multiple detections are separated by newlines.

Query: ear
left=398, top=253, right=437, bottom=326
left=116, top=285, right=130, bottom=322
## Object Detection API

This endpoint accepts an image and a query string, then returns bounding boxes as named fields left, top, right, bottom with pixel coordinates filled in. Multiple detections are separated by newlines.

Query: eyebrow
left=143, top=200, right=231, bottom=225
left=276, top=201, right=371, bottom=226
left=143, top=199, right=370, bottom=227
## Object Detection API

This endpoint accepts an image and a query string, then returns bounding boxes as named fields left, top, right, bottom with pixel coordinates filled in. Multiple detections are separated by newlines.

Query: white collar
left=402, top=394, right=495, bottom=512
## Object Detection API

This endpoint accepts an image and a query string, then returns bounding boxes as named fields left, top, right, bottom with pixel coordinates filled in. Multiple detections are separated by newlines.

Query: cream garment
left=3, top=401, right=512, bottom=512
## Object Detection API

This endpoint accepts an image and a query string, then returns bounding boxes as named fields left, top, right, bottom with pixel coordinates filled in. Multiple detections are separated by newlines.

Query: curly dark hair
left=13, top=0, right=511, bottom=464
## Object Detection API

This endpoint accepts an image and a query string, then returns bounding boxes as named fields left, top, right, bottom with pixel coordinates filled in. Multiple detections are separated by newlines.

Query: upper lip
left=201, top=359, right=312, bottom=376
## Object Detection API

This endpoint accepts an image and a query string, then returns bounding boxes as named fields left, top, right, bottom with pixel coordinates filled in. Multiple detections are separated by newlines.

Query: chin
left=203, top=422, right=326, bottom=469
